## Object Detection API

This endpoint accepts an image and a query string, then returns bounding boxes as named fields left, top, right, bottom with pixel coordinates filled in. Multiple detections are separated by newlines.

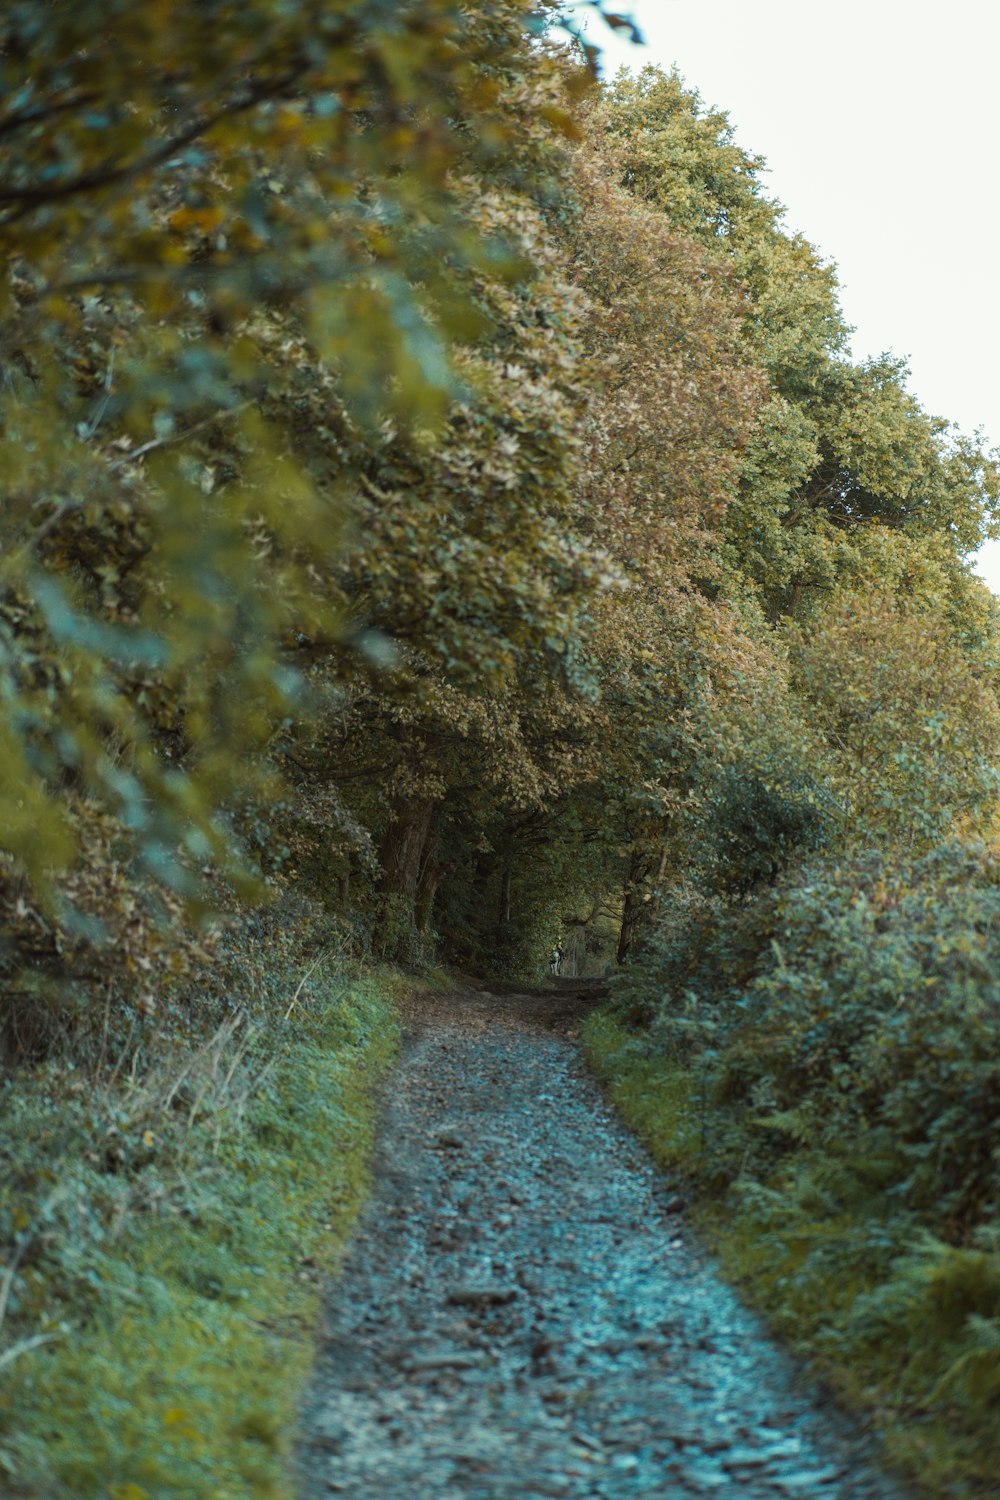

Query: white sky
left=566, top=0, right=1000, bottom=590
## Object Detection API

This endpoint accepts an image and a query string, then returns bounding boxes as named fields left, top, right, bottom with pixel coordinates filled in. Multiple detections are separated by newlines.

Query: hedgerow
left=0, top=911, right=401, bottom=1499
left=587, top=842, right=1000, bottom=1496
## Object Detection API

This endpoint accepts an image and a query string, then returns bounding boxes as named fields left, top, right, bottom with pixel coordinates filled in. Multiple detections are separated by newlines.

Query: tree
left=788, top=591, right=1000, bottom=846
left=594, top=65, right=1000, bottom=621
left=0, top=0, right=612, bottom=1012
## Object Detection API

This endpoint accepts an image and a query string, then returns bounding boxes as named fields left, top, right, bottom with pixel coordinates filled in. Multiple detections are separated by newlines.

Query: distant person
left=549, top=940, right=565, bottom=976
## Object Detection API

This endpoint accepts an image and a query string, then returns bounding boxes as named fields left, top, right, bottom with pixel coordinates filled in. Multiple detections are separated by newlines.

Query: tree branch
left=0, top=90, right=99, bottom=140
left=0, top=66, right=307, bottom=224
left=3, top=400, right=252, bottom=574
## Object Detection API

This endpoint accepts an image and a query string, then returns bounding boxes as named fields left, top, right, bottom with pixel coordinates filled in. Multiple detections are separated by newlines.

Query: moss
left=0, top=966, right=404, bottom=1499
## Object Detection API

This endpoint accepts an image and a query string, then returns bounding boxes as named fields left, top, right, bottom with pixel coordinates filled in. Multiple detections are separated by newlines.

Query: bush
left=586, top=840, right=1000, bottom=1495
left=620, top=842, right=1000, bottom=1225
left=697, top=761, right=832, bottom=900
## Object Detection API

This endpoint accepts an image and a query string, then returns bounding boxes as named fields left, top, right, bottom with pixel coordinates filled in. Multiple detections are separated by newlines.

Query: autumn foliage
left=2, top=5, right=1000, bottom=1488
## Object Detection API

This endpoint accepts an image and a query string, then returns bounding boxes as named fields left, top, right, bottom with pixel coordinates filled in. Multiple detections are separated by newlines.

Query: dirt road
left=296, top=985, right=911, bottom=1499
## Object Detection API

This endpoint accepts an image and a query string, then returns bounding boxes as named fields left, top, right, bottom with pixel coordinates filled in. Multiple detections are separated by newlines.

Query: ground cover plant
left=0, top=907, right=402, bottom=1499
left=586, top=844, right=1000, bottom=1496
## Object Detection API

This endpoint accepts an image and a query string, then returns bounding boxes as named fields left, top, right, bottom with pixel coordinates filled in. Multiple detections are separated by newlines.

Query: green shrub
left=586, top=841, right=1000, bottom=1496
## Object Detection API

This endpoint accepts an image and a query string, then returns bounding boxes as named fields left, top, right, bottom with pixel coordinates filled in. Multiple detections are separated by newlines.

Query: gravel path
left=295, top=984, right=912, bottom=1499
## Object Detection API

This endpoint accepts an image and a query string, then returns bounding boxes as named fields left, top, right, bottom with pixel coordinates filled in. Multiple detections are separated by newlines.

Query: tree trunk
left=415, top=835, right=445, bottom=935
left=414, top=869, right=442, bottom=934
left=498, top=864, right=512, bottom=927
left=649, top=845, right=669, bottom=918
left=379, top=797, right=436, bottom=925
left=616, top=850, right=650, bottom=965
left=469, top=851, right=497, bottom=948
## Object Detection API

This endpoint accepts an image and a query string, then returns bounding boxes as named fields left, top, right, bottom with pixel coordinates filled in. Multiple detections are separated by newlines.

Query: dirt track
left=295, top=984, right=911, bottom=1499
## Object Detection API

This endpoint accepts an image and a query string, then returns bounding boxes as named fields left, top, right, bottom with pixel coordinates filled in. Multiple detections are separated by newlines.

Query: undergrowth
left=0, top=912, right=404, bottom=1499
left=585, top=844, right=1000, bottom=1500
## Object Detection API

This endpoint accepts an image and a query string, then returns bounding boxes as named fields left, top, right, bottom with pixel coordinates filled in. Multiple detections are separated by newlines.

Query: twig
left=79, top=346, right=116, bottom=442
left=284, top=948, right=331, bottom=1021
left=219, top=1022, right=255, bottom=1097
left=105, top=1016, right=137, bottom=1090
left=0, top=1331, right=65, bottom=1373
left=111, top=399, right=252, bottom=471
left=161, top=1009, right=245, bottom=1111
left=0, top=1185, right=70, bottom=1336
left=4, top=399, right=252, bottom=574
left=0, top=1248, right=26, bottom=1337
left=0, top=90, right=99, bottom=141
left=0, top=65, right=307, bottom=224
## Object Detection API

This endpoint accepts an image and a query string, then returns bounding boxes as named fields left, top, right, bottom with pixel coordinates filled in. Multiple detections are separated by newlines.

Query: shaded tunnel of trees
left=3, top=5, right=1000, bottom=1491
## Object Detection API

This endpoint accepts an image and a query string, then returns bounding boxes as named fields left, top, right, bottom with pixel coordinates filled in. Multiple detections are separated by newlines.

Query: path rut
left=296, top=985, right=913, bottom=1499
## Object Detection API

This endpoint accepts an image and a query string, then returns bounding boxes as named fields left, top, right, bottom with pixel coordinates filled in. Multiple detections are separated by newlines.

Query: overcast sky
left=567, top=0, right=1000, bottom=590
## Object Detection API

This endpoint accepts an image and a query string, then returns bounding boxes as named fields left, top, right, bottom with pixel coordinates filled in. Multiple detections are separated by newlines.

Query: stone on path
left=295, top=986, right=912, bottom=1500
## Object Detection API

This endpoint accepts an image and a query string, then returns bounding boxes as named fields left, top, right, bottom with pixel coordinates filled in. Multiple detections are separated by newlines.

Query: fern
left=750, top=1108, right=819, bottom=1145
left=848, top=1232, right=1000, bottom=1347
left=930, top=1315, right=1000, bottom=1405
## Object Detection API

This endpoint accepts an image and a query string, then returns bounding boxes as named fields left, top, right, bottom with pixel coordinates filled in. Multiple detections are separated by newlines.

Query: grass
left=0, top=954, right=405, bottom=1500
left=582, top=1010, right=698, bottom=1170
left=582, top=1007, right=1000, bottom=1500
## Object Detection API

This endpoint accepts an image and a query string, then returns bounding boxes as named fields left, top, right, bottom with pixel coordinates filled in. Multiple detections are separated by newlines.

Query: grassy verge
left=0, top=948, right=406, bottom=1499
left=583, top=1007, right=1000, bottom=1500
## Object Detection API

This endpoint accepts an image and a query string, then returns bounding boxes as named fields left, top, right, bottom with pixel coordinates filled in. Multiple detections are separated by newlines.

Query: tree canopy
left=5, top=20, right=1000, bottom=1489
left=1, top=13, right=998, bottom=1022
